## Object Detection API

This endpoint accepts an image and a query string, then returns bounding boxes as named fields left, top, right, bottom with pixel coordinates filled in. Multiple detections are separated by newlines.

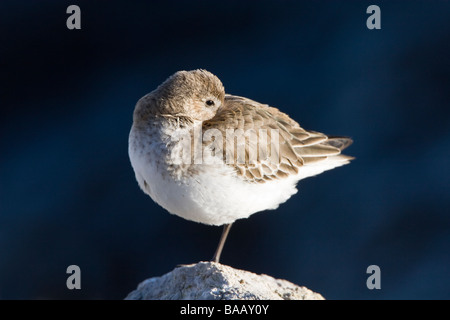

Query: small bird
left=128, top=69, right=353, bottom=263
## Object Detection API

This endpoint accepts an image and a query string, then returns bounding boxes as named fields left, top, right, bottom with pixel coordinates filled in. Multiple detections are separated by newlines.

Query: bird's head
left=134, top=69, right=225, bottom=125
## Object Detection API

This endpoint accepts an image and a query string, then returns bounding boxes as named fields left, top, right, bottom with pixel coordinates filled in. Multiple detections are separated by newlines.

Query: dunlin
left=128, top=69, right=353, bottom=262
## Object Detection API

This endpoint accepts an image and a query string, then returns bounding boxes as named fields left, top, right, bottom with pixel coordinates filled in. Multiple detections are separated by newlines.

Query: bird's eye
left=205, top=100, right=215, bottom=107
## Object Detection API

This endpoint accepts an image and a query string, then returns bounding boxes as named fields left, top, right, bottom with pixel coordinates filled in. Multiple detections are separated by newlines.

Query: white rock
left=125, top=261, right=324, bottom=300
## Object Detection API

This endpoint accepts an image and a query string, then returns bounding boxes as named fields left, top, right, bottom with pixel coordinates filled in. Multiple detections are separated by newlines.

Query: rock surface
left=125, top=261, right=324, bottom=300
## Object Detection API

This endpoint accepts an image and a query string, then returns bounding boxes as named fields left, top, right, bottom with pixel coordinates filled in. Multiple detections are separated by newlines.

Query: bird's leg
left=212, top=223, right=232, bottom=263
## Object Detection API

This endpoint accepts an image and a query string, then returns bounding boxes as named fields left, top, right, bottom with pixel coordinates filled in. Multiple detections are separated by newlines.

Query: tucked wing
left=202, top=94, right=353, bottom=183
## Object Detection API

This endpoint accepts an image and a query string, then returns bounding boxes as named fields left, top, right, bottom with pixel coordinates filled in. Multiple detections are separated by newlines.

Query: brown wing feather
left=202, top=94, right=352, bottom=183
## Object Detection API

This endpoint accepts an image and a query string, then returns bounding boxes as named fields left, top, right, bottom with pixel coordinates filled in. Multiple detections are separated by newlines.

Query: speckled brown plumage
left=202, top=94, right=353, bottom=183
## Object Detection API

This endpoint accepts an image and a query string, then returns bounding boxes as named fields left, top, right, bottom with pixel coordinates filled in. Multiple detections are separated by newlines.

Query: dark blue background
left=1, top=0, right=449, bottom=299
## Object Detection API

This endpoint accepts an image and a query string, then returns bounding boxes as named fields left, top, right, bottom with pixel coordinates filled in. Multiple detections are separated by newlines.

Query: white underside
left=129, top=126, right=349, bottom=226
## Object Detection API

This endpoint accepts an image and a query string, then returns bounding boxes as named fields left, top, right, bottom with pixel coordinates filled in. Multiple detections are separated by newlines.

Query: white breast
left=128, top=125, right=300, bottom=226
